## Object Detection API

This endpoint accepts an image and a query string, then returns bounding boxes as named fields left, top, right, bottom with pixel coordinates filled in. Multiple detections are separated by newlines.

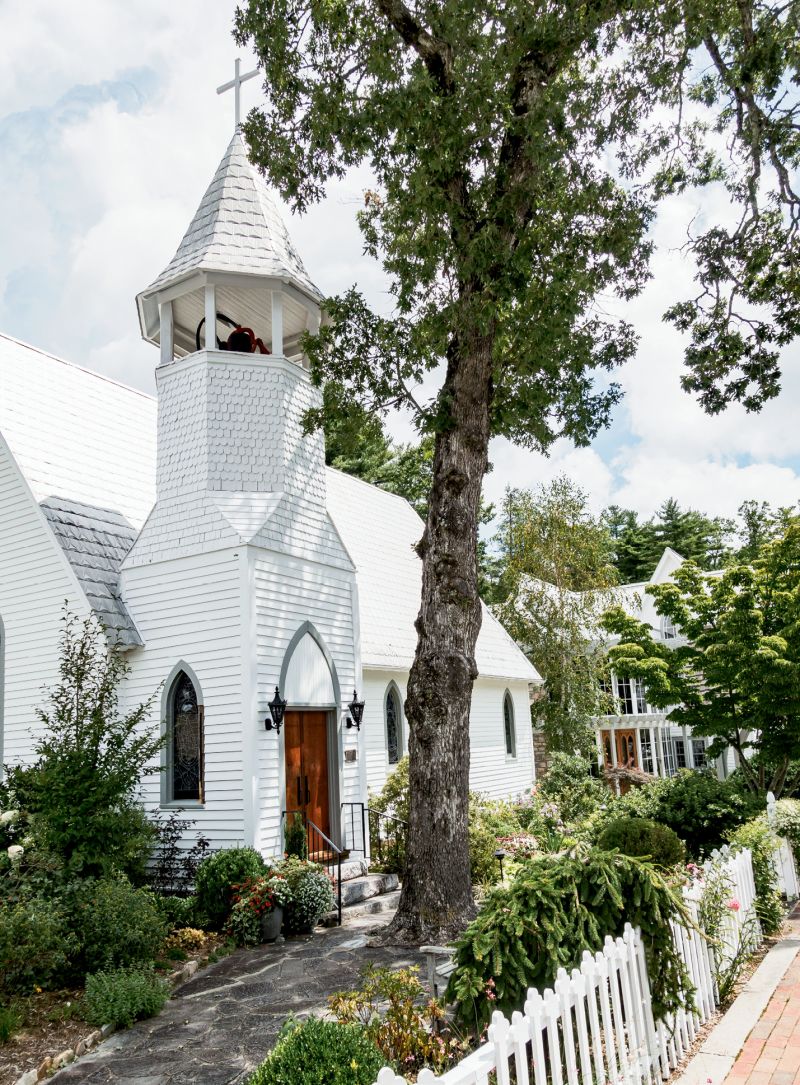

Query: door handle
left=305, top=776, right=310, bottom=805
left=296, top=776, right=302, bottom=806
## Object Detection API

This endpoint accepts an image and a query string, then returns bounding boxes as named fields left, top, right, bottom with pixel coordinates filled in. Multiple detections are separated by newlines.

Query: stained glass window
left=386, top=687, right=401, bottom=765
left=170, top=671, right=203, bottom=801
left=503, top=692, right=516, bottom=758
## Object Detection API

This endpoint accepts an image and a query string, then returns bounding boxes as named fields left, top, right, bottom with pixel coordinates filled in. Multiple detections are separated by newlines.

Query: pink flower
left=727, top=899, right=741, bottom=912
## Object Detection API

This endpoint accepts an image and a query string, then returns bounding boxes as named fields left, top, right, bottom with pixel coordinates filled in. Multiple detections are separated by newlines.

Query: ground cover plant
left=446, top=846, right=689, bottom=1031
left=84, top=966, right=169, bottom=1030
left=247, top=1016, right=385, bottom=1085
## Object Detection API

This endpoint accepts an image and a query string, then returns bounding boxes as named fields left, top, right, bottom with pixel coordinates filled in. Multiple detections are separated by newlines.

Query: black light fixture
left=266, top=686, right=287, bottom=734
left=494, top=847, right=508, bottom=881
left=346, top=689, right=365, bottom=731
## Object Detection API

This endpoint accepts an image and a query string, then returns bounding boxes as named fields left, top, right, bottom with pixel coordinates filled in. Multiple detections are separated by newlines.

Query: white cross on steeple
left=217, top=57, right=260, bottom=128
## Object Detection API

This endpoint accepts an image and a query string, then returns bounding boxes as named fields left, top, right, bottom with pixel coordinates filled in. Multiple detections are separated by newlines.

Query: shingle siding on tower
left=145, top=131, right=322, bottom=302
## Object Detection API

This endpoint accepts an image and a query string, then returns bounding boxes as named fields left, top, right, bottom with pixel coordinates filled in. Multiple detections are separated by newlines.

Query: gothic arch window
left=503, top=690, right=517, bottom=759
left=168, top=669, right=204, bottom=802
left=385, top=685, right=404, bottom=765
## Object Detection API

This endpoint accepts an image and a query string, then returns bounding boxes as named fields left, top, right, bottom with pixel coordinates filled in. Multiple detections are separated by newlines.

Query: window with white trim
left=640, top=731, right=654, bottom=774
left=692, top=739, right=708, bottom=768
left=385, top=686, right=403, bottom=765
left=503, top=691, right=517, bottom=758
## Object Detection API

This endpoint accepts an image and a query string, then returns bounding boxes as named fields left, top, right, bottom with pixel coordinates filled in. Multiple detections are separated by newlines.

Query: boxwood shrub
left=247, top=1017, right=384, bottom=1085
left=598, top=817, right=686, bottom=868
left=194, top=846, right=268, bottom=929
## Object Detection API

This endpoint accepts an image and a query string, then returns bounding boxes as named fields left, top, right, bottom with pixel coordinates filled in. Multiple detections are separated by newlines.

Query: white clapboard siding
left=362, top=671, right=535, bottom=800
left=0, top=437, right=91, bottom=771
left=121, top=548, right=247, bottom=848
left=253, top=550, right=359, bottom=856
left=373, top=849, right=762, bottom=1085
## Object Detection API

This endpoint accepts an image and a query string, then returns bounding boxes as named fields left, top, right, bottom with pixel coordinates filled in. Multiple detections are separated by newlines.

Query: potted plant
left=226, top=875, right=292, bottom=946
left=259, top=873, right=291, bottom=942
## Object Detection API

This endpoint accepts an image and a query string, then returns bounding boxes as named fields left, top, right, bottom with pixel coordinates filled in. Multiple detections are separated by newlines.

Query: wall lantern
left=346, top=689, right=365, bottom=731
left=266, top=686, right=287, bottom=734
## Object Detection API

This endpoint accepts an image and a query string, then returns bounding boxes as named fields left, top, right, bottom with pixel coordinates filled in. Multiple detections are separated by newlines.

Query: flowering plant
left=497, top=833, right=539, bottom=861
left=225, top=875, right=292, bottom=946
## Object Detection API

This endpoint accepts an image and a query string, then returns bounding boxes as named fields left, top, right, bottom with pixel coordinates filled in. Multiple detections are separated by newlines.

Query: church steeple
left=136, top=129, right=322, bottom=363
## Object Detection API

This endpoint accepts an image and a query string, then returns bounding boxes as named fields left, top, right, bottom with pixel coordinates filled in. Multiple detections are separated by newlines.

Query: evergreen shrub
left=446, top=846, right=689, bottom=1030
left=247, top=1016, right=384, bottom=1085
left=728, top=817, right=783, bottom=935
left=0, top=896, right=71, bottom=997
left=84, top=965, right=169, bottom=1029
left=194, top=847, right=268, bottom=929
left=62, top=877, right=168, bottom=979
left=598, top=817, right=686, bottom=868
left=284, top=812, right=309, bottom=859
left=612, top=770, right=759, bottom=857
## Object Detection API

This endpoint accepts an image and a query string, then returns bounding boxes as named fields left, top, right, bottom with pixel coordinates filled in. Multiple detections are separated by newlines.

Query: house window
left=660, top=733, right=677, bottom=777
left=675, top=738, right=687, bottom=769
left=503, top=691, right=517, bottom=758
left=692, top=739, right=707, bottom=768
left=662, top=615, right=677, bottom=641
left=169, top=670, right=204, bottom=802
left=634, top=679, right=647, bottom=715
left=385, top=686, right=402, bottom=765
left=640, top=731, right=654, bottom=773
left=616, top=676, right=635, bottom=715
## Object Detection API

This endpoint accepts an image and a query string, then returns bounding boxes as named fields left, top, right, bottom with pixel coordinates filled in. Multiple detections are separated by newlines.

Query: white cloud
left=0, top=0, right=798, bottom=523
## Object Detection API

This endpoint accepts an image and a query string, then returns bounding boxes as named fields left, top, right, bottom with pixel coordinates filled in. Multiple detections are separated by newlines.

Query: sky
left=1, top=0, right=798, bottom=526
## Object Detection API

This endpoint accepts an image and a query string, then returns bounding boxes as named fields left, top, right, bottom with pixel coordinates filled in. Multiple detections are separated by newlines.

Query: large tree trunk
left=386, top=322, right=494, bottom=943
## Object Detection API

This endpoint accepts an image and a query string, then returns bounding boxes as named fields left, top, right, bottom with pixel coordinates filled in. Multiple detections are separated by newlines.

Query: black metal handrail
left=341, top=802, right=407, bottom=871
left=282, top=811, right=343, bottom=926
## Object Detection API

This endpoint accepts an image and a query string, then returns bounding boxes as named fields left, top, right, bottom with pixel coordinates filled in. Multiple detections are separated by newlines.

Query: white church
left=0, top=127, right=538, bottom=859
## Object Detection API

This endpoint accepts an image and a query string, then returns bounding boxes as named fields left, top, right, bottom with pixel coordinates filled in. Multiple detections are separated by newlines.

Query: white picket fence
left=373, top=847, right=761, bottom=1085
left=766, top=792, right=800, bottom=900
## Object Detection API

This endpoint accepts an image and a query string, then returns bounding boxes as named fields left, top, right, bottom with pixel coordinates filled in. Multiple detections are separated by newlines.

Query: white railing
left=373, top=847, right=761, bottom=1085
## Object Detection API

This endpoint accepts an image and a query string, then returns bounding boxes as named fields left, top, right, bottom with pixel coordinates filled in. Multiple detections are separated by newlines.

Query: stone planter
left=260, top=906, right=283, bottom=943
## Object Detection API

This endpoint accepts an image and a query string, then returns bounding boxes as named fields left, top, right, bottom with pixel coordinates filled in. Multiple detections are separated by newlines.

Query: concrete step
left=341, top=871, right=398, bottom=907
left=335, top=858, right=370, bottom=883
left=321, top=887, right=401, bottom=928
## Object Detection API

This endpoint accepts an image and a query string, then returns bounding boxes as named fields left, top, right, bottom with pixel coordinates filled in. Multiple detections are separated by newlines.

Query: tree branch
left=373, top=0, right=454, bottom=93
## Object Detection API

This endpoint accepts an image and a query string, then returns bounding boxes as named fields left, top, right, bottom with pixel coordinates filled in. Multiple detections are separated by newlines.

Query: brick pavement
left=723, top=951, right=800, bottom=1085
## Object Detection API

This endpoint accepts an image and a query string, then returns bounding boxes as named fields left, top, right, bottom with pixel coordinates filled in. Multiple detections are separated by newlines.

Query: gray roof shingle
left=40, top=497, right=143, bottom=648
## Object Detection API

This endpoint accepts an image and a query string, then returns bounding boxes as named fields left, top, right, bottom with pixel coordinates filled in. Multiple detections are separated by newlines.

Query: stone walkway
left=723, top=951, right=800, bottom=1085
left=51, top=916, right=416, bottom=1085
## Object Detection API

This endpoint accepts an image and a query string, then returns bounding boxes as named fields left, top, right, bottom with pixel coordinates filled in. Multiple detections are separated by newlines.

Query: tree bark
left=386, top=318, right=494, bottom=943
